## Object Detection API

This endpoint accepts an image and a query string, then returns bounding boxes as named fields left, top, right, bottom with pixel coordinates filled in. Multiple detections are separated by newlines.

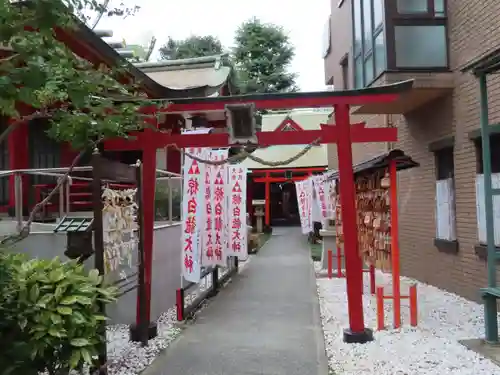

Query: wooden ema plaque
left=336, top=169, right=392, bottom=272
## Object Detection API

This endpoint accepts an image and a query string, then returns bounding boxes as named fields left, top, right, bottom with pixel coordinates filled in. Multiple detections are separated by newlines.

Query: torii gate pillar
left=334, top=104, right=373, bottom=343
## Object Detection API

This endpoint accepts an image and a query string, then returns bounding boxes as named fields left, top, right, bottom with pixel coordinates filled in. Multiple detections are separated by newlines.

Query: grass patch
left=310, top=242, right=322, bottom=261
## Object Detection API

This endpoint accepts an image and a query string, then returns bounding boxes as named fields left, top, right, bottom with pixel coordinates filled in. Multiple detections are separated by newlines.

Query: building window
left=353, top=0, right=362, bottom=56
left=364, top=54, right=374, bottom=84
left=434, top=0, right=445, bottom=16
left=354, top=56, right=363, bottom=88
left=374, top=32, right=386, bottom=76
left=387, top=0, right=448, bottom=69
left=373, top=0, right=383, bottom=28
left=352, top=0, right=386, bottom=88
left=395, top=25, right=447, bottom=68
left=434, top=147, right=456, bottom=241
left=475, top=135, right=500, bottom=245
left=397, top=0, right=428, bottom=14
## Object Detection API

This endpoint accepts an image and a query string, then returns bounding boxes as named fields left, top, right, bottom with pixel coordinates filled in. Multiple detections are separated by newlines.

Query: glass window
left=373, top=0, right=383, bottom=29
left=434, top=0, right=445, bottom=16
left=364, top=54, right=374, bottom=84
left=353, top=0, right=362, bottom=55
left=397, top=0, right=428, bottom=13
left=395, top=25, right=447, bottom=67
left=355, top=57, right=363, bottom=88
left=363, top=0, right=373, bottom=50
left=374, top=32, right=386, bottom=76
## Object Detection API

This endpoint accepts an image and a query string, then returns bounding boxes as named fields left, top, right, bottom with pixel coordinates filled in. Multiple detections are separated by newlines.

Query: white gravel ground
left=105, top=257, right=251, bottom=375
left=315, top=262, right=500, bottom=375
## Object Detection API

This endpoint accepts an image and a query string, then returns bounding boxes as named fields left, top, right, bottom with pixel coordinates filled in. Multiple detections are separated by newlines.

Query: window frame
left=474, top=134, right=500, bottom=174
left=434, top=146, right=454, bottom=180
left=385, top=0, right=449, bottom=71
left=352, top=0, right=386, bottom=88
left=431, top=142, right=457, bottom=246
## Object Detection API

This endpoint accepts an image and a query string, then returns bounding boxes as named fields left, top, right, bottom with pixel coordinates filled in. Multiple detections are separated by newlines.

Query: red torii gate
left=105, top=80, right=414, bottom=343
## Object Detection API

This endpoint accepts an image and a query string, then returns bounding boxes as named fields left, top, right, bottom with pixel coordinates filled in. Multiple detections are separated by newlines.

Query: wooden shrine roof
left=12, top=1, right=230, bottom=100
left=134, top=54, right=236, bottom=97
left=325, top=149, right=419, bottom=181
left=239, top=110, right=329, bottom=170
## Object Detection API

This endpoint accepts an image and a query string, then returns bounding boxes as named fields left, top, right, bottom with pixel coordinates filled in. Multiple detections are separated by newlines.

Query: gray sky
left=96, top=0, right=331, bottom=92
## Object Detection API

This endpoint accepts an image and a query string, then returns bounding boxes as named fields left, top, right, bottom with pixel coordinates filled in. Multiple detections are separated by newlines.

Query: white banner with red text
left=202, top=149, right=229, bottom=267
left=296, top=179, right=313, bottom=234
left=181, top=148, right=206, bottom=283
left=226, top=165, right=248, bottom=258
left=312, top=175, right=330, bottom=224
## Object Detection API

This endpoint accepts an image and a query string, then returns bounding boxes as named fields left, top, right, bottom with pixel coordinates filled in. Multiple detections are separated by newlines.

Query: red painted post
left=136, top=129, right=157, bottom=326
left=369, top=265, right=376, bottom=295
left=376, top=286, right=385, bottom=331
left=334, top=104, right=371, bottom=341
left=336, top=245, right=343, bottom=278
left=265, top=174, right=270, bottom=226
left=176, top=288, right=184, bottom=321
left=327, top=249, right=333, bottom=279
left=389, top=159, right=401, bottom=329
left=409, top=284, right=418, bottom=327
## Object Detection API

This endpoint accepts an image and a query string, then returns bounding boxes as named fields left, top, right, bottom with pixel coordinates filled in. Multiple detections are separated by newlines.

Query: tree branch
left=0, top=110, right=54, bottom=145
left=0, top=53, right=20, bottom=64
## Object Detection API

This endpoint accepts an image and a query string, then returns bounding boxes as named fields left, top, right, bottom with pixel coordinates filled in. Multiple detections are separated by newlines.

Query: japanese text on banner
left=202, top=150, right=228, bottom=267
left=304, top=178, right=314, bottom=232
left=227, top=166, right=247, bottom=258
left=181, top=148, right=206, bottom=283
left=201, top=150, right=215, bottom=267
left=313, top=175, right=329, bottom=223
left=296, top=180, right=312, bottom=234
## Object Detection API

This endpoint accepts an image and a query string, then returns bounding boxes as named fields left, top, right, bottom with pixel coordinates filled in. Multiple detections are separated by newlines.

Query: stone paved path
left=144, top=227, right=329, bottom=375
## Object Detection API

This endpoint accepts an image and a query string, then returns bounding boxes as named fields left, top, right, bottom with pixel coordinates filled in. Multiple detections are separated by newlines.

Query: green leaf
left=48, top=327, right=65, bottom=337
left=50, top=313, right=62, bottom=325
left=29, top=284, right=40, bottom=302
left=80, top=348, right=93, bottom=364
left=56, top=306, right=72, bottom=315
left=76, top=295, right=92, bottom=305
left=69, top=349, right=81, bottom=369
left=33, top=331, right=46, bottom=340
left=54, top=284, right=67, bottom=299
left=71, top=310, right=86, bottom=324
left=71, top=338, right=90, bottom=347
left=88, top=269, right=101, bottom=285
left=94, top=315, right=108, bottom=321
left=36, top=293, right=53, bottom=307
left=60, top=295, right=78, bottom=305
left=49, top=269, right=65, bottom=282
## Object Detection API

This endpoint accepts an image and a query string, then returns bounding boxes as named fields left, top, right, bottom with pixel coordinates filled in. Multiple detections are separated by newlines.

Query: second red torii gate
left=104, top=79, right=414, bottom=344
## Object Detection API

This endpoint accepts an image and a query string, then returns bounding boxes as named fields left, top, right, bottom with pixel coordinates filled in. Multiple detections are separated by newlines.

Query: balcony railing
left=0, top=166, right=181, bottom=231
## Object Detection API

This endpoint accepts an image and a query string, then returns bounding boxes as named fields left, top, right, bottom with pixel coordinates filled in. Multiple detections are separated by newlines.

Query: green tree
left=233, top=17, right=298, bottom=94
left=0, top=0, right=150, bottom=241
left=159, top=35, right=224, bottom=60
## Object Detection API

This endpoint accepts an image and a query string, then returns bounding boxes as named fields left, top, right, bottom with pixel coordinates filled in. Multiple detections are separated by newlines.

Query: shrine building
left=1, top=17, right=236, bottom=219
left=240, top=110, right=329, bottom=229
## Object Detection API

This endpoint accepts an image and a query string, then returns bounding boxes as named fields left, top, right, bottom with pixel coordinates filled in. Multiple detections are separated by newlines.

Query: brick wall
left=326, top=0, right=500, bottom=301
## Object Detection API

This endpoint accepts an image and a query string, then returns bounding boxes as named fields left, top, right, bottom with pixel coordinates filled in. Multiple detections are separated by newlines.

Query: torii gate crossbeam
left=106, top=80, right=414, bottom=344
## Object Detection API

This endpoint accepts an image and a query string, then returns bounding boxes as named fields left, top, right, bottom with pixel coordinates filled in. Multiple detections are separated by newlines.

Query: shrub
left=0, top=253, right=117, bottom=375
